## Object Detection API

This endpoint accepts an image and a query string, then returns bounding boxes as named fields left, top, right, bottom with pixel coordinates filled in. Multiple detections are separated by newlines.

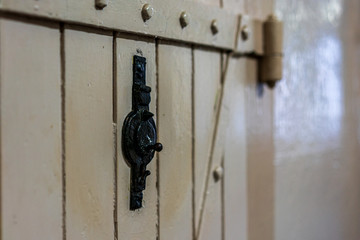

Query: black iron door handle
left=122, top=55, right=162, bottom=210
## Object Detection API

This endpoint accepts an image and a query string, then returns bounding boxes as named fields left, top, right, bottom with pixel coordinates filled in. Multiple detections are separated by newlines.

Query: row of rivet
left=143, top=4, right=220, bottom=35
left=95, top=1, right=223, bottom=36
left=151, top=6, right=219, bottom=35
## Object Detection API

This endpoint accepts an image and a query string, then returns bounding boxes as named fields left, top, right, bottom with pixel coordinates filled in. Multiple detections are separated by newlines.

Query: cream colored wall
left=274, top=0, right=360, bottom=240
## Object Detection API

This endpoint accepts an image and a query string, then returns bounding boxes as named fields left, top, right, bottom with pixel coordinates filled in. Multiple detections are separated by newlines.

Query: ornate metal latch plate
left=122, top=55, right=162, bottom=210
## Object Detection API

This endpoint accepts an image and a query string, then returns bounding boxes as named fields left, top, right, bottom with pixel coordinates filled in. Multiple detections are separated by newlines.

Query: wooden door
left=0, top=1, right=271, bottom=239
left=1, top=1, right=360, bottom=240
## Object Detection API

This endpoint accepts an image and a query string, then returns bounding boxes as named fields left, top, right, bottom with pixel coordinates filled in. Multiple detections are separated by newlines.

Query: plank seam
left=112, top=123, right=118, bottom=240
left=191, top=46, right=196, bottom=240
left=0, top=18, right=2, bottom=240
left=60, top=22, right=66, bottom=240
left=112, top=31, right=118, bottom=240
left=155, top=38, right=160, bottom=240
left=220, top=52, right=225, bottom=240
left=221, top=154, right=225, bottom=240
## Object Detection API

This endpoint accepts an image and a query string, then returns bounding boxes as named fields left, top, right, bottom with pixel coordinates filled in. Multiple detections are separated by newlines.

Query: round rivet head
left=180, top=11, right=190, bottom=28
left=95, top=0, right=107, bottom=9
left=213, top=166, right=224, bottom=182
left=211, top=19, right=219, bottom=35
left=142, top=4, right=154, bottom=22
left=241, top=25, right=249, bottom=41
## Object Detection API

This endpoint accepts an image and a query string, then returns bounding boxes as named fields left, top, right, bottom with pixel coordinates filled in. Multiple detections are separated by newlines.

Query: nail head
left=142, top=4, right=154, bottom=22
left=180, top=11, right=190, bottom=28
left=211, top=19, right=219, bottom=35
left=213, top=166, right=224, bottom=181
left=241, top=25, right=249, bottom=41
left=95, top=0, right=107, bottom=9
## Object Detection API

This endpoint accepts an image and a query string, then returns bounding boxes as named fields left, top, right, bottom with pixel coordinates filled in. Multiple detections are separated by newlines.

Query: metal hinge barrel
left=260, top=15, right=284, bottom=88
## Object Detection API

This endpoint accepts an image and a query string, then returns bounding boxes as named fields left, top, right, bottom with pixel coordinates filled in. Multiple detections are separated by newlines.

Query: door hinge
left=260, top=15, right=284, bottom=88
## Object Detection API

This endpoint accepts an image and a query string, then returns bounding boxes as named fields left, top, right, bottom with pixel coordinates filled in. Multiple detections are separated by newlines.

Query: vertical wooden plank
left=116, top=35, right=157, bottom=239
left=245, top=59, right=274, bottom=240
left=193, top=48, right=222, bottom=239
left=197, top=149, right=223, bottom=240
left=241, top=2, right=275, bottom=240
left=233, top=4, right=276, bottom=240
left=0, top=19, right=62, bottom=239
left=158, top=42, right=192, bottom=240
left=198, top=103, right=229, bottom=240
left=65, top=27, right=114, bottom=240
left=223, top=58, right=247, bottom=240
left=198, top=56, right=248, bottom=240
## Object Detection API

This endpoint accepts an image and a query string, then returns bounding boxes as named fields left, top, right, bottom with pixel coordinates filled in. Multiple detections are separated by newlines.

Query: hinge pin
left=260, top=15, right=284, bottom=88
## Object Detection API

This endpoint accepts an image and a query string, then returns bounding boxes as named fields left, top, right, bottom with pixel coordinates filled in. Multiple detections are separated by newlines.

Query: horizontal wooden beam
left=0, top=0, right=265, bottom=52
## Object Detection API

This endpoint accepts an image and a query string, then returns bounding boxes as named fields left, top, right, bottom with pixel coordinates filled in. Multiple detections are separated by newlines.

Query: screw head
left=142, top=4, right=154, bottom=22
left=180, top=11, right=190, bottom=28
left=241, top=25, right=249, bottom=41
left=213, top=166, right=224, bottom=182
left=211, top=19, right=219, bottom=35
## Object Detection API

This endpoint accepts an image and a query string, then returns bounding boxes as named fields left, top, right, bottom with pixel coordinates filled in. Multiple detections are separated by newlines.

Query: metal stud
left=95, top=0, right=107, bottom=9
left=213, top=166, right=224, bottom=182
left=241, top=25, right=249, bottom=41
left=141, top=4, right=154, bottom=22
left=211, top=19, right=219, bottom=35
left=180, top=11, right=190, bottom=28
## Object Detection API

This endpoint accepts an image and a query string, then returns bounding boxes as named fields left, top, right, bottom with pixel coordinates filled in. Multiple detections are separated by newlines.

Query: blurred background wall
left=273, top=0, right=360, bottom=239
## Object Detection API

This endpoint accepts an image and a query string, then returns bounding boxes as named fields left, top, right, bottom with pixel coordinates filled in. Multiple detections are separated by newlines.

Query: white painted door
left=1, top=1, right=359, bottom=240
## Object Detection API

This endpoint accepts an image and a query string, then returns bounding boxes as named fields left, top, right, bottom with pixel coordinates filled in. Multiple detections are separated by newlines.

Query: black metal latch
left=122, top=55, right=163, bottom=210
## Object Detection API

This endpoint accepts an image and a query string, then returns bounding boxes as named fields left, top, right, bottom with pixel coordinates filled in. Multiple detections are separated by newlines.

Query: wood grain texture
left=197, top=56, right=248, bottom=240
left=67, top=0, right=237, bottom=49
left=245, top=59, right=274, bottom=240
left=0, top=19, right=62, bottom=239
left=1, top=0, right=238, bottom=49
left=157, top=42, right=192, bottom=240
left=116, top=35, right=157, bottom=240
left=64, top=27, right=114, bottom=240
left=236, top=16, right=264, bottom=54
left=193, top=48, right=222, bottom=238
left=0, top=0, right=66, bottom=19
left=241, top=2, right=275, bottom=240
left=223, top=58, right=247, bottom=240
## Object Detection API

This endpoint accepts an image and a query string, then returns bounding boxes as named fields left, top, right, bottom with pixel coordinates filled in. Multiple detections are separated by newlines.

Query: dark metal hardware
left=122, top=55, right=162, bottom=210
